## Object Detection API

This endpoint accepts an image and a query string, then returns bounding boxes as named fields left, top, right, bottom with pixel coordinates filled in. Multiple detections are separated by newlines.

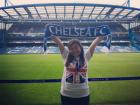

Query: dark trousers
left=61, top=94, right=90, bottom=105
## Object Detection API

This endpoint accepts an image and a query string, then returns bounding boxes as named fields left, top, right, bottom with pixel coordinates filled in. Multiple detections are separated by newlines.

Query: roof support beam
left=44, top=6, right=49, bottom=19
left=104, top=7, right=115, bottom=19
left=34, top=6, right=41, bottom=19
left=113, top=8, right=125, bottom=19
left=2, top=9, right=14, bottom=19
left=122, top=10, right=134, bottom=19
left=95, top=7, right=105, bottom=20
left=3, top=19, right=136, bottom=24
left=79, top=6, right=86, bottom=20
left=54, top=5, right=57, bottom=19
left=64, top=6, right=66, bottom=20
left=24, top=7, right=33, bottom=19
left=13, top=8, right=23, bottom=19
left=72, top=6, right=75, bottom=20
left=88, top=6, right=95, bottom=19
left=133, top=12, right=140, bottom=19
left=0, top=4, right=139, bottom=23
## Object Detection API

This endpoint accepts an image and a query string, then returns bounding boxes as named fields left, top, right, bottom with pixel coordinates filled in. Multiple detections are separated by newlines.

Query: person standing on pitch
left=52, top=36, right=103, bottom=105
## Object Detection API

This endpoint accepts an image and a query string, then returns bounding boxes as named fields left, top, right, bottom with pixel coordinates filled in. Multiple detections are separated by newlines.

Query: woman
left=52, top=36, right=103, bottom=105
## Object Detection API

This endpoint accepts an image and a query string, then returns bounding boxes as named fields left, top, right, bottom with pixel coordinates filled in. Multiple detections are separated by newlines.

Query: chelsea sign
left=45, top=24, right=111, bottom=38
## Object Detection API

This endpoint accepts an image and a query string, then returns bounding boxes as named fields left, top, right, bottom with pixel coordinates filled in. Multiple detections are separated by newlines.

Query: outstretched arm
left=51, top=36, right=65, bottom=53
left=88, top=36, right=103, bottom=55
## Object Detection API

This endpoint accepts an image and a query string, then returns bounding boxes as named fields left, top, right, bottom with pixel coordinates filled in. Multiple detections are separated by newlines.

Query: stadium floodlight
left=4, top=0, right=14, bottom=7
left=122, top=0, right=131, bottom=7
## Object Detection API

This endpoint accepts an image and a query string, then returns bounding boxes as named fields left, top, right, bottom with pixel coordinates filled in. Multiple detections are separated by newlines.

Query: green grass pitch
left=0, top=53, right=140, bottom=105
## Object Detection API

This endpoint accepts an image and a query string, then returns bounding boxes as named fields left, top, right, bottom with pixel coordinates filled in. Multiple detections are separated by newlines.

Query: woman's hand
left=88, top=36, right=104, bottom=55
left=51, top=36, right=65, bottom=53
left=52, top=36, right=61, bottom=44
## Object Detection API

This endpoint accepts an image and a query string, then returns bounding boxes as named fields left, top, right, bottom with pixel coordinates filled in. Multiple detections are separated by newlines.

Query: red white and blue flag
left=66, top=62, right=87, bottom=84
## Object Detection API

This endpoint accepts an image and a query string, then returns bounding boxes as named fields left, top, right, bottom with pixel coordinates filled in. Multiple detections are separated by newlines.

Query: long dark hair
left=65, top=39, right=85, bottom=68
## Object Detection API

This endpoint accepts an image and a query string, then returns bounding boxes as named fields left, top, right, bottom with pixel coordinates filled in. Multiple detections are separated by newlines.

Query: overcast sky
left=0, top=0, right=139, bottom=8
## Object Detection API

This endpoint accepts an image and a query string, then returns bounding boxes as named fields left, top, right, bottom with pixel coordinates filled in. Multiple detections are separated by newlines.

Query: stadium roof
left=0, top=3, right=140, bottom=23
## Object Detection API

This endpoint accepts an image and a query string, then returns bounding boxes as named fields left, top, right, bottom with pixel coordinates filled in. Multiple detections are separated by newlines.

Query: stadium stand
left=0, top=46, right=139, bottom=54
left=0, top=22, right=139, bottom=54
left=0, top=3, right=140, bottom=54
